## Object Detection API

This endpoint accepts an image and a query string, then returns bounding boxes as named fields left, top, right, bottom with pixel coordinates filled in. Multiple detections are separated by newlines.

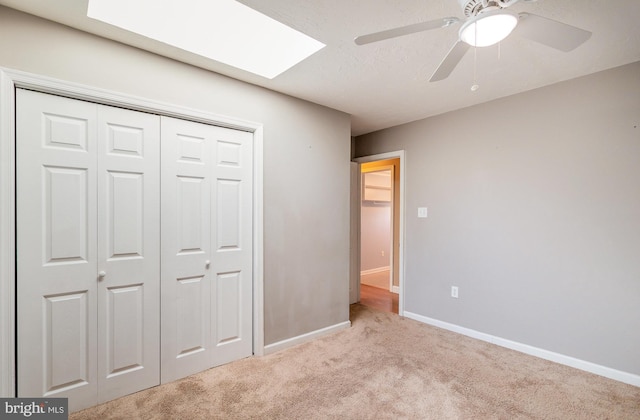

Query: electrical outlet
left=451, top=286, right=459, bottom=298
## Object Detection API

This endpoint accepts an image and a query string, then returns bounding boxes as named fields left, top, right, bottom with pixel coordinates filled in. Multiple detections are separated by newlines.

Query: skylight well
left=87, top=0, right=325, bottom=79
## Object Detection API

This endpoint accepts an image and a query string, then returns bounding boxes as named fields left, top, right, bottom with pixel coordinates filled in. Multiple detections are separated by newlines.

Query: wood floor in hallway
left=359, top=284, right=398, bottom=314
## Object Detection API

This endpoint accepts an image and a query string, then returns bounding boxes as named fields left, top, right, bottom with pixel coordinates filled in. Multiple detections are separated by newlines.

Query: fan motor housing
left=458, top=0, right=514, bottom=17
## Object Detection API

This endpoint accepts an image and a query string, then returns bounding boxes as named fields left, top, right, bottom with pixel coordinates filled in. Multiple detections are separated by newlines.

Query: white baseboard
left=360, top=266, right=390, bottom=276
left=263, top=320, right=351, bottom=355
left=404, top=311, right=640, bottom=388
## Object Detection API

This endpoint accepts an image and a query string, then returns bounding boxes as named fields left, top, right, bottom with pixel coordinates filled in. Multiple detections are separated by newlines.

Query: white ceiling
left=2, top=0, right=639, bottom=135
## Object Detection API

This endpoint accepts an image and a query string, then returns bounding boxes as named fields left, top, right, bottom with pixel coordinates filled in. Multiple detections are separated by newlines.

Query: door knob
left=98, top=271, right=107, bottom=279
left=205, top=260, right=211, bottom=269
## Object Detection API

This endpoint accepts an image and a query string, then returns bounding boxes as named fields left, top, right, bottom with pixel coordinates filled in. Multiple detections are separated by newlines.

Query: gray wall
left=0, top=6, right=351, bottom=345
left=355, top=61, right=640, bottom=375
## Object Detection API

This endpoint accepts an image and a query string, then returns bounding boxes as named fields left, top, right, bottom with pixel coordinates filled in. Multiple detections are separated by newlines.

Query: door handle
left=98, top=271, right=107, bottom=279
left=205, top=260, right=211, bottom=269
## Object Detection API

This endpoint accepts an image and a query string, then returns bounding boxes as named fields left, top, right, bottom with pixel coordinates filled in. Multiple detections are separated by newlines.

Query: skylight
left=87, top=0, right=325, bottom=79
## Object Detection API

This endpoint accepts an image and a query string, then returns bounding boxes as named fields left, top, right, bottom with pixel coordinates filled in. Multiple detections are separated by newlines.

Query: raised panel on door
left=43, top=292, right=91, bottom=393
left=97, top=106, right=160, bottom=402
left=175, top=275, right=208, bottom=357
left=161, top=116, right=213, bottom=383
left=16, top=89, right=98, bottom=411
left=210, top=127, right=253, bottom=366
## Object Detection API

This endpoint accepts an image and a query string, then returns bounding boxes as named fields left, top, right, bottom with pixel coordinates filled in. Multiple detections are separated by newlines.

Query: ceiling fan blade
left=515, top=12, right=592, bottom=52
left=354, top=17, right=459, bottom=46
left=429, top=41, right=470, bottom=82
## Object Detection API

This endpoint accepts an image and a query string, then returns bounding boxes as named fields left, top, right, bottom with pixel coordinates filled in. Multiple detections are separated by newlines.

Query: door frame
left=0, top=67, right=265, bottom=397
left=352, top=151, right=405, bottom=315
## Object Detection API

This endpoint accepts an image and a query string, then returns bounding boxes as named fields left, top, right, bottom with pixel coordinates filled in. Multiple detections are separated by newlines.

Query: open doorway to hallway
left=358, top=158, right=400, bottom=314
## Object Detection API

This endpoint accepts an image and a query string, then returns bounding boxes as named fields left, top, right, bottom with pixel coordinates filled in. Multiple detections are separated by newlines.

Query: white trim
left=0, top=67, right=266, bottom=396
left=263, top=321, right=351, bottom=355
left=404, top=311, right=640, bottom=388
left=353, top=151, right=406, bottom=316
left=252, top=125, right=265, bottom=357
left=3, top=69, right=258, bottom=132
left=349, top=162, right=361, bottom=304
left=0, top=69, right=16, bottom=398
left=391, top=286, right=399, bottom=294
left=360, top=266, right=390, bottom=276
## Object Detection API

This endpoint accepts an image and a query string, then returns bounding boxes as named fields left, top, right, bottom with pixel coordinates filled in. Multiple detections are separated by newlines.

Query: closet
left=16, top=89, right=253, bottom=412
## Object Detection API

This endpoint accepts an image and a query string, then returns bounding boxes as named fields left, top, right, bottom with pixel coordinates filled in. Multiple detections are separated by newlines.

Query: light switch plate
left=418, top=207, right=428, bottom=218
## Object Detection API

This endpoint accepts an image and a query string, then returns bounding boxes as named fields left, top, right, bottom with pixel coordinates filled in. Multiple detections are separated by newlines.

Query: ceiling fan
left=354, top=0, right=592, bottom=82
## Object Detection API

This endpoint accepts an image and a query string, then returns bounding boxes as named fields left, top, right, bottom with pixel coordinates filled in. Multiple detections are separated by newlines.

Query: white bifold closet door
left=16, top=89, right=160, bottom=412
left=160, top=116, right=253, bottom=383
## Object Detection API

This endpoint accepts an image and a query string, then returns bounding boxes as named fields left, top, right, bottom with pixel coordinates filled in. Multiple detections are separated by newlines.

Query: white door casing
left=161, top=116, right=253, bottom=383
left=349, top=162, right=361, bottom=304
left=16, top=89, right=161, bottom=411
left=387, top=165, right=395, bottom=292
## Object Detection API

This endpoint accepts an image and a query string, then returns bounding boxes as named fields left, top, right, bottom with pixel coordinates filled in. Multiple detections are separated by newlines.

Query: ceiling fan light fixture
left=460, top=10, right=518, bottom=47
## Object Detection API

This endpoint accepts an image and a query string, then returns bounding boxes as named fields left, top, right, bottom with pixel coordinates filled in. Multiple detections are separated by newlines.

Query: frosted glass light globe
left=460, top=11, right=518, bottom=47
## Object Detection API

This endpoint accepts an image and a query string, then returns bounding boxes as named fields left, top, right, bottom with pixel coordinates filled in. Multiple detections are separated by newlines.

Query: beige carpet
left=72, top=304, right=640, bottom=419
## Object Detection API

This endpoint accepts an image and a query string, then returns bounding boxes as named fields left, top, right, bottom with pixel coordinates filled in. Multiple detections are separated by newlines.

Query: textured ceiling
left=2, top=0, right=639, bottom=135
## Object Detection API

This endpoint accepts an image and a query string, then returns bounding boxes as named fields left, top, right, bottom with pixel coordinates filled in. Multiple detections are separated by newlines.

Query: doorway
left=350, top=152, right=404, bottom=315
left=360, top=163, right=396, bottom=313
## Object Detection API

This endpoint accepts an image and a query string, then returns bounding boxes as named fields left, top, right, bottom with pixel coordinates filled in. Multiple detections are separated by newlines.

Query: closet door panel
left=210, top=127, right=253, bottom=365
left=161, top=118, right=253, bottom=380
left=161, top=116, right=213, bottom=383
left=17, top=90, right=161, bottom=412
left=17, top=89, right=99, bottom=411
left=97, top=106, right=160, bottom=402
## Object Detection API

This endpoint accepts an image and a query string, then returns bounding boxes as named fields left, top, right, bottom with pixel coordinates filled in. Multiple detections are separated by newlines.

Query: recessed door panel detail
left=217, top=141, right=241, bottom=167
left=177, top=176, right=205, bottom=254
left=106, top=285, right=144, bottom=377
left=215, top=272, right=241, bottom=345
left=178, top=135, right=205, bottom=163
left=216, top=180, right=241, bottom=250
left=107, top=171, right=144, bottom=259
left=107, top=124, right=144, bottom=157
left=43, top=292, right=89, bottom=395
left=176, top=276, right=206, bottom=357
left=43, top=113, right=88, bottom=151
left=44, top=166, right=88, bottom=265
